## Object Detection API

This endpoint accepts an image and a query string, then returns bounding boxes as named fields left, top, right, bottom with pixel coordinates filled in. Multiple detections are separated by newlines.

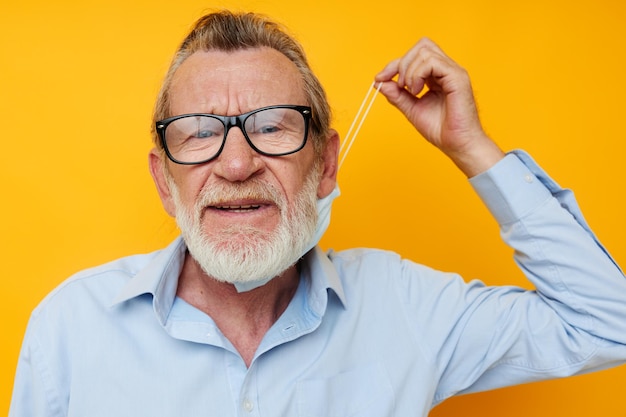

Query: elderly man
left=10, top=10, right=626, bottom=417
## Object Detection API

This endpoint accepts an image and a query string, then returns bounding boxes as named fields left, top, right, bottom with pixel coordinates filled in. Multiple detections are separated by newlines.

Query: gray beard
left=167, top=169, right=319, bottom=285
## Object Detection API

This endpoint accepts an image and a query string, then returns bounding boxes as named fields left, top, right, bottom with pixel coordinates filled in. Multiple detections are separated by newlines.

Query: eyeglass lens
left=164, top=107, right=306, bottom=163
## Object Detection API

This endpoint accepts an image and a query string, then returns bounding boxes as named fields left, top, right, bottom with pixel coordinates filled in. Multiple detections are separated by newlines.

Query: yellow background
left=2, top=0, right=625, bottom=415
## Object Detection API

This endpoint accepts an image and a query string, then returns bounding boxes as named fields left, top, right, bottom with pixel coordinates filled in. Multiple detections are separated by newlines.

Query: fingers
left=372, top=37, right=502, bottom=176
left=396, top=38, right=442, bottom=93
left=375, top=38, right=461, bottom=97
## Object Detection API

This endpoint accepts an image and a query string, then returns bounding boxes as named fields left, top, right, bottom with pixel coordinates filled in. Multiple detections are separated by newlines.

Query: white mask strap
left=338, top=81, right=383, bottom=169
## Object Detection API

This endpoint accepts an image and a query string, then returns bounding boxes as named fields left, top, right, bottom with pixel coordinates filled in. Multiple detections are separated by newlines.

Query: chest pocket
left=296, top=363, right=396, bottom=417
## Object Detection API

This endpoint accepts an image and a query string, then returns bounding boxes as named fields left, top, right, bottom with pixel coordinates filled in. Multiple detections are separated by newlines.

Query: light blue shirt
left=10, top=151, right=626, bottom=417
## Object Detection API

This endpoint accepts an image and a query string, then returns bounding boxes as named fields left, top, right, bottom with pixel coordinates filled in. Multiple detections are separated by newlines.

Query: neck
left=176, top=252, right=300, bottom=366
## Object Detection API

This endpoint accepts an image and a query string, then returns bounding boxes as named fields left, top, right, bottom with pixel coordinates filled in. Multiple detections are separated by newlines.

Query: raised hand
left=375, top=38, right=504, bottom=177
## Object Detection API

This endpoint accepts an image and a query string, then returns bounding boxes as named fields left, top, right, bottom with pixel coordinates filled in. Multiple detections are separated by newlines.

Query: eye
left=258, top=124, right=281, bottom=134
left=247, top=111, right=285, bottom=136
left=183, top=116, right=224, bottom=140
left=195, top=129, right=218, bottom=138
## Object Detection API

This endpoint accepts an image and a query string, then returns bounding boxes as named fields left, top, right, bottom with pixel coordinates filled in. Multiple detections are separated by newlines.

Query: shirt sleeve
left=433, top=150, right=626, bottom=402
left=9, top=314, right=64, bottom=417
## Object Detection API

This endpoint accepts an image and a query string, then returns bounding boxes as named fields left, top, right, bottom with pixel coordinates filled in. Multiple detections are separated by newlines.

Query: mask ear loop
left=338, top=81, right=383, bottom=169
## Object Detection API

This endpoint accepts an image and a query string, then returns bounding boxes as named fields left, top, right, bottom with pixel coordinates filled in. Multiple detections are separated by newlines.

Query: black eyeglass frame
left=155, top=104, right=312, bottom=165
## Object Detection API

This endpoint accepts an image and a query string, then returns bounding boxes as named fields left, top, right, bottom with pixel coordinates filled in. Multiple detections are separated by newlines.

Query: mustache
left=194, top=179, right=286, bottom=212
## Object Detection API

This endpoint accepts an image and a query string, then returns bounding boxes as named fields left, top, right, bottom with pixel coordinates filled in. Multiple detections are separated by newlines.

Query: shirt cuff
left=469, top=150, right=553, bottom=225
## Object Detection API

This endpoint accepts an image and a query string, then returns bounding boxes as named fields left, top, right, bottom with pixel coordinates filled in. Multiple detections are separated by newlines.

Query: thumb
left=378, top=81, right=419, bottom=120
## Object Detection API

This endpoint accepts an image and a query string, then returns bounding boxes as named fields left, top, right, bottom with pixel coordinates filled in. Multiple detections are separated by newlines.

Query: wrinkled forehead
left=168, top=47, right=307, bottom=116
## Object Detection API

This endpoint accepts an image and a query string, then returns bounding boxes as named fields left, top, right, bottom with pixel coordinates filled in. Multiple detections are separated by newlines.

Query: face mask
left=234, top=83, right=380, bottom=292
left=305, top=184, right=341, bottom=254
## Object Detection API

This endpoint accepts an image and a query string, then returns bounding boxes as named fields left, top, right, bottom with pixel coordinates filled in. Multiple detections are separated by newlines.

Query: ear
left=148, top=148, right=177, bottom=217
left=317, top=129, right=340, bottom=199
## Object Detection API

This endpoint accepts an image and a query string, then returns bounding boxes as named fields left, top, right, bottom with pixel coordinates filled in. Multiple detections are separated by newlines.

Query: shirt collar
left=303, top=246, right=347, bottom=314
left=111, top=237, right=347, bottom=323
left=110, top=237, right=186, bottom=325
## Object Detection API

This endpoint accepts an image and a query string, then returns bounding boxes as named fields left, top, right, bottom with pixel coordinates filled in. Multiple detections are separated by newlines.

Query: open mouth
left=214, top=204, right=262, bottom=213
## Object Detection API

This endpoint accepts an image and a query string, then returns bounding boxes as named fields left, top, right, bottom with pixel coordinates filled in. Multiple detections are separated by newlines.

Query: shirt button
left=243, top=399, right=254, bottom=412
left=524, top=174, right=534, bottom=183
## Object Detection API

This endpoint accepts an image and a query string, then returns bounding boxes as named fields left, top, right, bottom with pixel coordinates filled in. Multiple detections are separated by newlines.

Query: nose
left=212, top=127, right=264, bottom=182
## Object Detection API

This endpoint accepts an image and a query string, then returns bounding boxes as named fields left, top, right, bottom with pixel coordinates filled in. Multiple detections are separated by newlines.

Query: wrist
left=446, top=135, right=505, bottom=178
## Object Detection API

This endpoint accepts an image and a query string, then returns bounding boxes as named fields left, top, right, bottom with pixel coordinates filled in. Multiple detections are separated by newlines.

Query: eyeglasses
left=155, top=105, right=312, bottom=165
